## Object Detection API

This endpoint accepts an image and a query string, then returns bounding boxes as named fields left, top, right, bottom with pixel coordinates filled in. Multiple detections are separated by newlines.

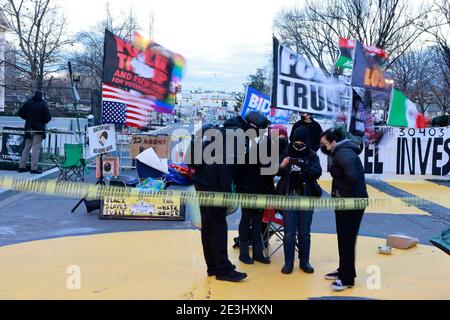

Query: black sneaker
left=281, top=264, right=294, bottom=274
left=17, top=168, right=28, bottom=173
left=324, top=271, right=339, bottom=280
left=30, top=169, right=42, bottom=174
left=239, top=255, right=254, bottom=265
left=215, top=270, right=247, bottom=282
left=300, top=262, right=315, bottom=274
left=254, top=256, right=271, bottom=264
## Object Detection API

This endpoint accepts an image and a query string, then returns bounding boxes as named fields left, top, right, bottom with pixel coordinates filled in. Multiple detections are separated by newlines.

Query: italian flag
left=387, top=89, right=426, bottom=128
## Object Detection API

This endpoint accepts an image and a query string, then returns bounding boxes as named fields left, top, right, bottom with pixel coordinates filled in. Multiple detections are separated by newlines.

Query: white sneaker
left=331, top=280, right=353, bottom=291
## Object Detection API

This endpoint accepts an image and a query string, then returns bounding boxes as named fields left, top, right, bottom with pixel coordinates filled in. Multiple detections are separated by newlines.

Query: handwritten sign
left=101, top=196, right=185, bottom=221
left=130, top=134, right=171, bottom=159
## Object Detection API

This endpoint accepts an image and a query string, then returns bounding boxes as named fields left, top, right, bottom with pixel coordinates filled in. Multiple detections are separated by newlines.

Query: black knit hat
left=244, top=110, right=271, bottom=129
left=292, top=126, right=310, bottom=144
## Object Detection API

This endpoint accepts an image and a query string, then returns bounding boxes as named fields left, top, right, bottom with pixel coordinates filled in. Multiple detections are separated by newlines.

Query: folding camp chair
left=52, top=144, right=87, bottom=182
left=263, top=209, right=285, bottom=258
left=263, top=209, right=299, bottom=258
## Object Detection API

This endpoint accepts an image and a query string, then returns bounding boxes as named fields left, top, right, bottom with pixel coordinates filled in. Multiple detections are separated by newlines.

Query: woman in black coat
left=319, top=127, right=368, bottom=292
left=277, top=127, right=322, bottom=275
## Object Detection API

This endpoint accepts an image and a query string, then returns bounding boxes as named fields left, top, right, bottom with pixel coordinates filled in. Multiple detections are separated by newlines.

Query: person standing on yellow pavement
left=188, top=111, right=271, bottom=283
left=277, top=127, right=322, bottom=275
left=320, top=127, right=368, bottom=292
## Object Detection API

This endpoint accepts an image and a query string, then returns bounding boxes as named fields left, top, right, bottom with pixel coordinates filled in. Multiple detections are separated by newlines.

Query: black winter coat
left=191, top=116, right=251, bottom=193
left=18, top=96, right=52, bottom=139
left=234, top=136, right=288, bottom=195
left=290, top=119, right=323, bottom=152
left=276, top=146, right=322, bottom=196
left=330, top=140, right=368, bottom=198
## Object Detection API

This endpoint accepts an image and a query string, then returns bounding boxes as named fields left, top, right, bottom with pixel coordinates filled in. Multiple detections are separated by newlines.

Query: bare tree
left=273, top=0, right=433, bottom=76
left=72, top=4, right=152, bottom=90
left=391, top=49, right=436, bottom=114
left=426, top=0, right=450, bottom=115
left=2, top=0, right=71, bottom=92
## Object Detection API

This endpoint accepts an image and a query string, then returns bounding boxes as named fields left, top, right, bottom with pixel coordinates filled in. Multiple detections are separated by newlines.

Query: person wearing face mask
left=277, top=127, right=322, bottom=275
left=290, top=113, right=323, bottom=152
left=319, top=128, right=368, bottom=292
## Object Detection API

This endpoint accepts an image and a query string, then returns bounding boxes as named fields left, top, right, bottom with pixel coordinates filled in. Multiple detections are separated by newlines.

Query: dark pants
left=238, top=208, right=264, bottom=256
left=282, top=210, right=313, bottom=265
left=195, top=183, right=234, bottom=276
left=335, top=209, right=365, bottom=286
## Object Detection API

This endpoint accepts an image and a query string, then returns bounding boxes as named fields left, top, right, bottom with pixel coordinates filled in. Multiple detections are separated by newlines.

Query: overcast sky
left=61, top=0, right=303, bottom=92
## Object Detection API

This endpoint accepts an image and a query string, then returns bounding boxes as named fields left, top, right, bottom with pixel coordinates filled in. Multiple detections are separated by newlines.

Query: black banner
left=351, top=41, right=387, bottom=91
left=102, top=30, right=174, bottom=101
left=1, top=127, right=25, bottom=161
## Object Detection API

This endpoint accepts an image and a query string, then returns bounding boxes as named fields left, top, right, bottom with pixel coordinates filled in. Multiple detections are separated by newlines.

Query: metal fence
left=0, top=128, right=89, bottom=171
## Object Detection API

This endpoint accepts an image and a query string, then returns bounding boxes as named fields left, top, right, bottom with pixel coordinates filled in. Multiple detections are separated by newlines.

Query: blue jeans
left=282, top=210, right=313, bottom=266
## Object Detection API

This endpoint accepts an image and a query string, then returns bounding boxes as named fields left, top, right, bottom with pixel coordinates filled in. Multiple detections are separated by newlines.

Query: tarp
left=430, top=226, right=450, bottom=255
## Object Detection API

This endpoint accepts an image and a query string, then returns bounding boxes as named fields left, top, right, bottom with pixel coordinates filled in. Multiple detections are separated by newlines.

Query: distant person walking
left=290, top=113, right=323, bottom=152
left=18, top=91, right=52, bottom=174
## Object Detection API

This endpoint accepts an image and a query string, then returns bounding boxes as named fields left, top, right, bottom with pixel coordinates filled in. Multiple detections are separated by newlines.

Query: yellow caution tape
left=0, top=176, right=446, bottom=212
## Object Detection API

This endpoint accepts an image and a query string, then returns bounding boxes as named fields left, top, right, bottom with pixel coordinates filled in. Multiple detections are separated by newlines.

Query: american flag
left=101, top=83, right=154, bottom=128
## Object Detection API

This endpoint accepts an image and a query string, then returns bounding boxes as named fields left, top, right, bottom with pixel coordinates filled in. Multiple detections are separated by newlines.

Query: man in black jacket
left=189, top=111, right=270, bottom=282
left=319, top=127, right=368, bottom=292
left=290, top=113, right=323, bottom=152
left=18, top=91, right=52, bottom=174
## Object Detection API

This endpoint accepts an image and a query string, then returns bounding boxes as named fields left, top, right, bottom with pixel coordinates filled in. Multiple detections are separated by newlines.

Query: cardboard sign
left=88, top=124, right=117, bottom=156
left=96, top=156, right=120, bottom=179
left=100, top=196, right=185, bottom=221
left=130, top=134, right=171, bottom=159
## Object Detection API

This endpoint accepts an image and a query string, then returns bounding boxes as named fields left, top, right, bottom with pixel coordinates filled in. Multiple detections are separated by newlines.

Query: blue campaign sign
left=270, top=108, right=290, bottom=124
left=241, top=87, right=272, bottom=117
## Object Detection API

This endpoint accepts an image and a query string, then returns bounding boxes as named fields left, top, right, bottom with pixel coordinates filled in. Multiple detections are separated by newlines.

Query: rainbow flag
left=133, top=32, right=151, bottom=51
left=133, top=31, right=186, bottom=112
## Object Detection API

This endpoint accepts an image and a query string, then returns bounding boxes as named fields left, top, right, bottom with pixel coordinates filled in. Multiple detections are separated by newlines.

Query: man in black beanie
left=189, top=111, right=270, bottom=282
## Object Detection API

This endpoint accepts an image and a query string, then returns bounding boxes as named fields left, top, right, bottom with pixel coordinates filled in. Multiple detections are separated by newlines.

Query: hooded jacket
left=276, top=143, right=322, bottom=196
left=290, top=118, right=323, bottom=152
left=18, top=92, right=52, bottom=139
left=329, top=140, right=368, bottom=198
left=191, top=116, right=253, bottom=192
left=234, top=135, right=289, bottom=195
